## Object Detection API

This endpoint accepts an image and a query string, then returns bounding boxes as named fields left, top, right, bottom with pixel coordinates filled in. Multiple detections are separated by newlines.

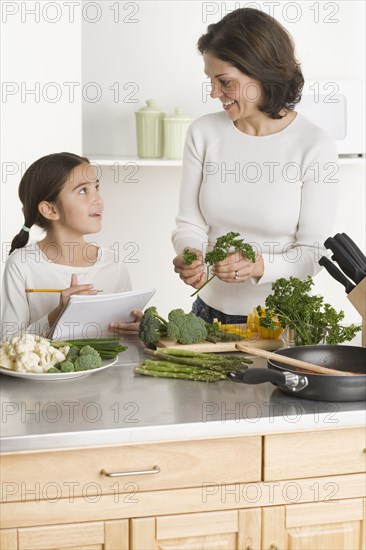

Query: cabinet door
left=262, top=499, right=365, bottom=550
left=14, top=520, right=128, bottom=550
left=131, top=509, right=261, bottom=550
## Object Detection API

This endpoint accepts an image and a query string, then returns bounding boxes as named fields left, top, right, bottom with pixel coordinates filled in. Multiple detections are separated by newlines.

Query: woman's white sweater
left=172, top=111, right=339, bottom=315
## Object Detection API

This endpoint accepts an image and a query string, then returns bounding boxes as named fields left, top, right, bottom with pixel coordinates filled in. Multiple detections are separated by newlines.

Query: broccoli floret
left=166, top=309, right=186, bottom=341
left=79, top=345, right=99, bottom=356
left=66, top=346, right=80, bottom=361
left=47, top=367, right=60, bottom=373
left=167, top=309, right=207, bottom=345
left=74, top=352, right=102, bottom=371
left=139, top=306, right=168, bottom=346
left=58, top=360, right=75, bottom=373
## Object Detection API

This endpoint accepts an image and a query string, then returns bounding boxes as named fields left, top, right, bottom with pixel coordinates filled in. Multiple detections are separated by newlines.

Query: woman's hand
left=108, top=310, right=143, bottom=336
left=48, top=274, right=100, bottom=327
left=212, top=252, right=264, bottom=283
left=173, top=248, right=206, bottom=289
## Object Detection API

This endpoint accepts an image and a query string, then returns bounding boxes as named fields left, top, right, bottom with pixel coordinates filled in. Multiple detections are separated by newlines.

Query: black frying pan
left=228, top=345, right=366, bottom=402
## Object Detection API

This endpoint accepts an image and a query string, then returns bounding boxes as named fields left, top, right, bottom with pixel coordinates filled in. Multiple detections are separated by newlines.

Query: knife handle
left=340, top=233, right=366, bottom=269
left=324, top=237, right=366, bottom=285
left=319, top=256, right=355, bottom=293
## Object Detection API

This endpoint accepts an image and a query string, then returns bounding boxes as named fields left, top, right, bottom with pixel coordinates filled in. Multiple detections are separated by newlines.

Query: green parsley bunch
left=188, top=232, right=255, bottom=298
left=258, top=276, right=361, bottom=345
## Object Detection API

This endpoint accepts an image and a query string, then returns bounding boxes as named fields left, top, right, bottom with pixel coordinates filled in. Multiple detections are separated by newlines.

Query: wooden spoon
left=235, top=343, right=355, bottom=376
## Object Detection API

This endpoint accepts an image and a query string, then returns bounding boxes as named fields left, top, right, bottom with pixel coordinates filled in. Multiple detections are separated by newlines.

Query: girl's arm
left=0, top=258, right=50, bottom=340
left=47, top=274, right=98, bottom=329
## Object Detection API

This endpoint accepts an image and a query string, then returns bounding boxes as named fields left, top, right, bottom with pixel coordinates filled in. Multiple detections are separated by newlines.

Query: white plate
left=0, top=357, right=118, bottom=381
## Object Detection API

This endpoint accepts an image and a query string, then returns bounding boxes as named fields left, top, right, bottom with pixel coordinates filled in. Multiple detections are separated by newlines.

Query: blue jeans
left=192, top=296, right=247, bottom=324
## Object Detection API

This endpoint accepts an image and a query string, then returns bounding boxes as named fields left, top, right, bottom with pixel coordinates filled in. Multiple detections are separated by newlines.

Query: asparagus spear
left=143, top=348, right=251, bottom=371
left=134, top=366, right=224, bottom=381
left=142, top=359, right=225, bottom=375
left=157, top=347, right=253, bottom=364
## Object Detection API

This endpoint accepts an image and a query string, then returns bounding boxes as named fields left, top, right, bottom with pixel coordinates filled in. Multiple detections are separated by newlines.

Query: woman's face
left=203, top=51, right=263, bottom=122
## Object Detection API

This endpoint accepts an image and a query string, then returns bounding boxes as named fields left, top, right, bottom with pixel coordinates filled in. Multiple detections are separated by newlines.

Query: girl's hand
left=48, top=274, right=99, bottom=327
left=173, top=248, right=206, bottom=289
left=212, top=252, right=264, bottom=283
left=108, top=310, right=143, bottom=336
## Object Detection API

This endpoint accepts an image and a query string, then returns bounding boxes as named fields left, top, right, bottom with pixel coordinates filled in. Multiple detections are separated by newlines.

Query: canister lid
left=164, top=107, right=192, bottom=122
left=135, top=99, right=164, bottom=115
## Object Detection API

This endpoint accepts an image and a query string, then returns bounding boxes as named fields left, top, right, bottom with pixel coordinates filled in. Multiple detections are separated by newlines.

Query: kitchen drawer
left=1, top=436, right=261, bottom=502
left=264, top=428, right=366, bottom=481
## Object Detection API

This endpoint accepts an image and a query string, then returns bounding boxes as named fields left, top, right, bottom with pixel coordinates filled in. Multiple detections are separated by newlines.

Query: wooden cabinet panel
left=156, top=510, right=238, bottom=539
left=17, top=520, right=128, bottom=550
left=287, top=522, right=360, bottom=550
left=285, top=499, right=363, bottom=527
left=131, top=509, right=261, bottom=550
left=264, top=428, right=365, bottom=480
left=0, top=530, right=17, bottom=550
left=1, top=437, right=261, bottom=502
left=104, top=520, right=129, bottom=550
left=262, top=500, right=364, bottom=550
left=18, top=522, right=104, bottom=549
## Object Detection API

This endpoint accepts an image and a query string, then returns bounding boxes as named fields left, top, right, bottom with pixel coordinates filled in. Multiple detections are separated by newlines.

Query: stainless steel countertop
left=1, top=338, right=365, bottom=453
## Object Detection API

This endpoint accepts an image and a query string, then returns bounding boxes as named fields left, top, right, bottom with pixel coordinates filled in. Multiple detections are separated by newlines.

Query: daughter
left=1, top=152, right=141, bottom=341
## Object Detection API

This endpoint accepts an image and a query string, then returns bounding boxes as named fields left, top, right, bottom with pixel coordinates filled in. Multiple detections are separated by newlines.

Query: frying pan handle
left=228, top=369, right=309, bottom=392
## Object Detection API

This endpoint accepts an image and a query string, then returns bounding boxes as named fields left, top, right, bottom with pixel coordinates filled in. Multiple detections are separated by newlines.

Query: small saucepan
left=228, top=345, right=366, bottom=402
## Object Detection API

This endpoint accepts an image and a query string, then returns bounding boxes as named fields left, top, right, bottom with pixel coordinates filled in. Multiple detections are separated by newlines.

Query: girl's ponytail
left=9, top=225, right=32, bottom=256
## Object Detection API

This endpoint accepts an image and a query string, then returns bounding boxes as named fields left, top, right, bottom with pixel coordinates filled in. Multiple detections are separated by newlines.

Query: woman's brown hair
left=197, top=8, right=304, bottom=119
left=9, top=152, right=89, bottom=255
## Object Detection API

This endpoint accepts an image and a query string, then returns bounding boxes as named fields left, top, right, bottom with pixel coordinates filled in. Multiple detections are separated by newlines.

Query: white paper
left=49, top=288, right=155, bottom=340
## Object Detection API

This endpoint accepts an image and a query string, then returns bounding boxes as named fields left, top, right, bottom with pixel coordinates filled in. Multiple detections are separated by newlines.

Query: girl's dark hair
left=197, top=8, right=304, bottom=119
left=9, top=152, right=89, bottom=255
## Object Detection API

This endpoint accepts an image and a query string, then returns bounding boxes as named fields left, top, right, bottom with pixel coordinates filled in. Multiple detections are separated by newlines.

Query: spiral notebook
left=48, top=288, right=155, bottom=340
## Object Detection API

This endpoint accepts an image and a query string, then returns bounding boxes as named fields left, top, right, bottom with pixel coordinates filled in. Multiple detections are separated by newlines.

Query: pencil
left=25, top=289, right=103, bottom=293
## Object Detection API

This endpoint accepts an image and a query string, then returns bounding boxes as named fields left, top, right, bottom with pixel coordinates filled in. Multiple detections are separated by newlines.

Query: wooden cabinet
left=262, top=499, right=365, bottom=550
left=0, top=521, right=129, bottom=550
left=131, top=510, right=261, bottom=550
left=1, top=428, right=365, bottom=550
left=264, top=428, right=365, bottom=480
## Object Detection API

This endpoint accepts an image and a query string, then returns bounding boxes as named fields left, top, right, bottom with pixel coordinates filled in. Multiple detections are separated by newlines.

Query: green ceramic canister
left=135, top=99, right=165, bottom=158
left=163, top=108, right=193, bottom=159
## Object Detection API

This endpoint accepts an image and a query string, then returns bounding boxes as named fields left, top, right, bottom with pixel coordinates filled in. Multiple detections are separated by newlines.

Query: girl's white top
left=172, top=111, right=340, bottom=315
left=1, top=244, right=132, bottom=340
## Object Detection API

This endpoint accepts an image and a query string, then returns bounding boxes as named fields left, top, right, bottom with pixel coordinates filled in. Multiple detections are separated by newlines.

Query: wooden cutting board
left=157, top=337, right=284, bottom=353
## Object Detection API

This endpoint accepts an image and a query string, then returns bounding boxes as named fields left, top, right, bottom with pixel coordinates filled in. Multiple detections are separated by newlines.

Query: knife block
left=347, top=277, right=366, bottom=346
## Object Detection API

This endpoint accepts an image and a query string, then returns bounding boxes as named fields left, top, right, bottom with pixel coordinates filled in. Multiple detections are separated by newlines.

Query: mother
left=172, top=7, right=339, bottom=324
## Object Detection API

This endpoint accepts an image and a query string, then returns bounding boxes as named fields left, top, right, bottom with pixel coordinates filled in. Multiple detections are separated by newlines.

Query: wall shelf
left=87, top=155, right=182, bottom=168
left=87, top=154, right=365, bottom=168
left=338, top=156, right=365, bottom=165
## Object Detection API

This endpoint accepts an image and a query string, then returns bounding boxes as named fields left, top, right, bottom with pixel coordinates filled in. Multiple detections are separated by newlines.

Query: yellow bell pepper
left=253, top=307, right=283, bottom=340
left=218, top=318, right=258, bottom=340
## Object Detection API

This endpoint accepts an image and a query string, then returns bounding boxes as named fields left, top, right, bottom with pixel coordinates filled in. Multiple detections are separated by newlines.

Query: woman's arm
left=172, top=125, right=209, bottom=254
left=172, top=125, right=209, bottom=287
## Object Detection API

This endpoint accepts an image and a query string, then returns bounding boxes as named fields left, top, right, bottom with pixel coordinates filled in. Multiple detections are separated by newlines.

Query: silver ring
left=234, top=270, right=239, bottom=280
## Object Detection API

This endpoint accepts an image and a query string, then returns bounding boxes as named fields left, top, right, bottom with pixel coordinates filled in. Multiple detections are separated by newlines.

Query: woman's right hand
left=48, top=274, right=99, bottom=327
left=173, top=248, right=206, bottom=289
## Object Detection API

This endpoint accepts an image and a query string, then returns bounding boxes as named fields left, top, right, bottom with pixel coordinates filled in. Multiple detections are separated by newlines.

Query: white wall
left=82, top=0, right=365, bottom=321
left=1, top=0, right=83, bottom=259
left=1, top=1, right=365, bottom=328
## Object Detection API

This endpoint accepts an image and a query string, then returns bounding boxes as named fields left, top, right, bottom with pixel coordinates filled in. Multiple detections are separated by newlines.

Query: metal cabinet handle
left=100, top=465, right=160, bottom=477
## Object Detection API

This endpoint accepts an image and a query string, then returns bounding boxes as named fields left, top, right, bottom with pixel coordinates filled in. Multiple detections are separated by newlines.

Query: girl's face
left=55, top=163, right=104, bottom=235
left=203, top=51, right=263, bottom=122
